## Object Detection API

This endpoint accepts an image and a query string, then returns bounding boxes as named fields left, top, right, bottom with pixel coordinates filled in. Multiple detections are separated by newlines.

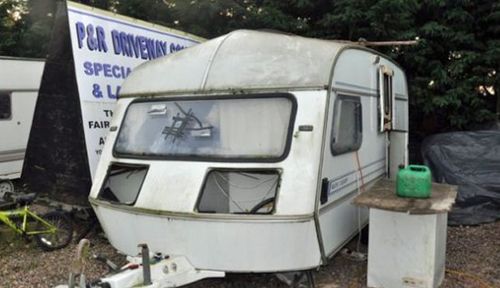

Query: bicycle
left=0, top=193, right=73, bottom=251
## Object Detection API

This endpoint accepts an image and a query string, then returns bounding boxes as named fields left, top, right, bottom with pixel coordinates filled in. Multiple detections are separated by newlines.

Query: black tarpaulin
left=422, top=131, right=500, bottom=225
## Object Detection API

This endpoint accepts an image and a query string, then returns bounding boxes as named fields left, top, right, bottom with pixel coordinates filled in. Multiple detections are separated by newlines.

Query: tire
left=0, top=180, right=15, bottom=200
left=35, top=211, right=73, bottom=251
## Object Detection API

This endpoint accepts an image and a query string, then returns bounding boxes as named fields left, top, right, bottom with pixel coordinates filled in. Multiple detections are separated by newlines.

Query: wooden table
left=353, top=179, right=457, bottom=214
left=353, top=179, right=457, bottom=288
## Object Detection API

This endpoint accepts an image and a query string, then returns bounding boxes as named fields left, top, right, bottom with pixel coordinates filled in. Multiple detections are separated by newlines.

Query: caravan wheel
left=0, top=180, right=15, bottom=200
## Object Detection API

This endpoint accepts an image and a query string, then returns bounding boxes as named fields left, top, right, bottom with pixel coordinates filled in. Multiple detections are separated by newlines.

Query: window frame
left=195, top=168, right=281, bottom=215
left=330, top=95, right=363, bottom=156
left=378, top=65, right=394, bottom=132
left=0, top=92, right=12, bottom=120
left=97, top=162, right=149, bottom=206
left=112, top=93, right=297, bottom=163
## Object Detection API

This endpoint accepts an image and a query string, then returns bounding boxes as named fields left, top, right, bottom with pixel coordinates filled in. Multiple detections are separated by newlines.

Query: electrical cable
left=355, top=175, right=362, bottom=252
left=354, top=150, right=365, bottom=192
left=354, top=150, right=366, bottom=252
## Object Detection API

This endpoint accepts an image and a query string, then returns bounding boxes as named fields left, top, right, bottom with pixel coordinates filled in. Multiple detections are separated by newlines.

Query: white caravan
left=89, top=30, right=408, bottom=287
left=0, top=57, right=44, bottom=197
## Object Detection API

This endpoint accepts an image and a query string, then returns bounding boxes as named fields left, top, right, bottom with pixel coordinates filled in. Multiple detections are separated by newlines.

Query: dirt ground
left=0, top=218, right=498, bottom=288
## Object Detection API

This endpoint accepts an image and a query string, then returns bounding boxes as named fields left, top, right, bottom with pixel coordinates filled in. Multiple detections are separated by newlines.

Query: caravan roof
left=0, top=57, right=45, bottom=91
left=120, top=30, right=350, bottom=97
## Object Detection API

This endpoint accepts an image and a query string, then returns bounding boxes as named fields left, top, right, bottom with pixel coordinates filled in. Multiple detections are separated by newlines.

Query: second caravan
left=0, top=57, right=44, bottom=198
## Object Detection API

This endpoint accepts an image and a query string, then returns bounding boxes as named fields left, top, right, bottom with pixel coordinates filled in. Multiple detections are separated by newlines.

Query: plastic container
left=396, top=165, right=432, bottom=198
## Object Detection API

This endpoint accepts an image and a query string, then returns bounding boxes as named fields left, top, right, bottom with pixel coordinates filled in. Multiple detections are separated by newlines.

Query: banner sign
left=67, top=1, right=202, bottom=179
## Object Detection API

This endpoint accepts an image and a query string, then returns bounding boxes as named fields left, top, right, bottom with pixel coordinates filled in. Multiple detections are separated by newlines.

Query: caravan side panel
left=0, top=59, right=44, bottom=179
left=0, top=92, right=39, bottom=179
left=318, top=48, right=407, bottom=257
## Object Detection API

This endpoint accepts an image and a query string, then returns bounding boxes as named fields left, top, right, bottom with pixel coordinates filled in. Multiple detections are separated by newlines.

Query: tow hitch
left=56, top=239, right=225, bottom=288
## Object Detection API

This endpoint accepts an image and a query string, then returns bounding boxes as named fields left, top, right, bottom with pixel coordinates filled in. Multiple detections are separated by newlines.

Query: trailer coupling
left=57, top=240, right=225, bottom=288
left=99, top=253, right=224, bottom=288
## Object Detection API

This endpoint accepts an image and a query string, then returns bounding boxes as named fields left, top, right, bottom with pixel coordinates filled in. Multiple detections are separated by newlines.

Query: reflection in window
left=331, top=96, right=362, bottom=155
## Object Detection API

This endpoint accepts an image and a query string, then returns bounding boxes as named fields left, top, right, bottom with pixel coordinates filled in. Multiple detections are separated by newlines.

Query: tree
left=0, top=0, right=29, bottom=56
left=475, top=0, right=500, bottom=121
left=392, top=0, right=499, bottom=131
left=1, top=0, right=498, bottom=131
left=0, top=0, right=57, bottom=58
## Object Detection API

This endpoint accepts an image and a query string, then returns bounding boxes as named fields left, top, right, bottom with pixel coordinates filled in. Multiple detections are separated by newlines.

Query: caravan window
left=0, top=93, right=11, bottom=120
left=114, top=94, right=296, bottom=161
left=331, top=96, right=362, bottom=155
left=97, top=163, right=148, bottom=205
left=378, top=65, right=394, bottom=131
left=197, top=169, right=280, bottom=214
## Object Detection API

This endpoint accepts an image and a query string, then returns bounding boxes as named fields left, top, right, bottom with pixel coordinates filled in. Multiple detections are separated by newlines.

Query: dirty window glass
left=331, top=96, right=362, bottom=155
left=114, top=95, right=294, bottom=160
left=0, top=93, right=11, bottom=120
left=198, top=170, right=280, bottom=214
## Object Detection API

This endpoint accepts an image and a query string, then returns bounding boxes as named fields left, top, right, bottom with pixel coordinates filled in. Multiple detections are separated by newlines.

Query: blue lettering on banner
left=106, top=85, right=120, bottom=99
left=111, top=29, right=169, bottom=60
left=92, top=84, right=103, bottom=98
left=83, top=61, right=132, bottom=79
left=89, top=83, right=121, bottom=99
left=169, top=43, right=185, bottom=53
left=75, top=22, right=86, bottom=49
left=76, top=22, right=108, bottom=52
left=96, top=26, right=108, bottom=52
left=75, top=22, right=180, bottom=59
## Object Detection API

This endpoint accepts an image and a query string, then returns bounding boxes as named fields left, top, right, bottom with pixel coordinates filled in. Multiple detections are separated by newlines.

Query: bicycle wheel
left=35, top=211, right=73, bottom=251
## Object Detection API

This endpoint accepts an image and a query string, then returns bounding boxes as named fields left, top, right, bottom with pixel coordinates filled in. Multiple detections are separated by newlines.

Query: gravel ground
left=0, top=229, right=125, bottom=288
left=0, top=216, right=498, bottom=288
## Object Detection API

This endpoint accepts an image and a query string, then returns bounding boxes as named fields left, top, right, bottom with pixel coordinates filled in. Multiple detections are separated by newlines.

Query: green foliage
left=0, top=0, right=57, bottom=58
left=0, top=0, right=498, bottom=131
left=0, top=0, right=28, bottom=56
left=114, top=0, right=173, bottom=26
left=395, top=0, right=499, bottom=131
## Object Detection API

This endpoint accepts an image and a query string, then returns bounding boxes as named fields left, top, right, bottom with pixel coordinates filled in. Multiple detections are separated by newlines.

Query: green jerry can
left=396, top=165, right=432, bottom=198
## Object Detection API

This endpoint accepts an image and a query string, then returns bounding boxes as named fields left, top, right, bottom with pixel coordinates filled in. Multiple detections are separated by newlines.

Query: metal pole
left=138, top=243, right=152, bottom=285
